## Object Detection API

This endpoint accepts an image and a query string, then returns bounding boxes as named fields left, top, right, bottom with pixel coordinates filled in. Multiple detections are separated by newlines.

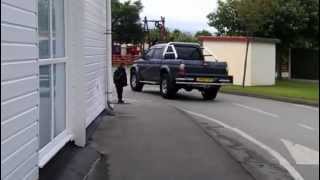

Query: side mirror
left=164, top=53, right=175, bottom=60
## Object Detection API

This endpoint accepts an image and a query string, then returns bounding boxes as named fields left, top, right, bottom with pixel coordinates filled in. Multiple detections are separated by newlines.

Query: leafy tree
left=195, top=30, right=213, bottom=37
left=168, top=29, right=197, bottom=42
left=207, top=0, right=319, bottom=48
left=207, top=0, right=319, bottom=79
left=112, top=0, right=144, bottom=44
left=147, top=29, right=198, bottom=43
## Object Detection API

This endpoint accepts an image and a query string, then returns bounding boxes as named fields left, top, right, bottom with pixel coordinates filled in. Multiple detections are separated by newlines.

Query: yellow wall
left=251, top=42, right=276, bottom=85
left=203, top=41, right=276, bottom=86
left=203, top=41, right=253, bottom=86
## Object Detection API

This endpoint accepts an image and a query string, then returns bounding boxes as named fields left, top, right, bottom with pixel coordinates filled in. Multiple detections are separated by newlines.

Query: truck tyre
left=201, top=87, right=220, bottom=100
left=160, top=73, right=177, bottom=99
left=130, top=71, right=143, bottom=92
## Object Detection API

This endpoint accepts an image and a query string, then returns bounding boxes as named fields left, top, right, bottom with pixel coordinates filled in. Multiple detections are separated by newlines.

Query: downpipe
left=105, top=0, right=114, bottom=111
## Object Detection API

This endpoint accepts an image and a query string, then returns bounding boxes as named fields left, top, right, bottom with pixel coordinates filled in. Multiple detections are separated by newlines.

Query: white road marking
left=232, top=103, right=279, bottom=118
left=281, top=139, right=319, bottom=165
left=293, top=104, right=319, bottom=111
left=178, top=108, right=304, bottom=180
left=297, top=123, right=316, bottom=131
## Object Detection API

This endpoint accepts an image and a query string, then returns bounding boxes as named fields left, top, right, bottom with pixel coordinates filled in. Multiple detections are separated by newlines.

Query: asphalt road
left=118, top=84, right=319, bottom=180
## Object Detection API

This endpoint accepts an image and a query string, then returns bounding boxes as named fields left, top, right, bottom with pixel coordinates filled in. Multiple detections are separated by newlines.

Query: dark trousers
left=115, top=85, right=123, bottom=102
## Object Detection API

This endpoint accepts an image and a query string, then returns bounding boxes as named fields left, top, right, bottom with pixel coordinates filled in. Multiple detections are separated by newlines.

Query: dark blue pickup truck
left=130, top=42, right=233, bottom=100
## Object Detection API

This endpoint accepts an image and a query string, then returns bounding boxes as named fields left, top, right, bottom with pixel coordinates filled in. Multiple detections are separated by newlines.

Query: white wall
left=83, top=0, right=107, bottom=127
left=251, top=42, right=276, bottom=85
left=1, top=0, right=39, bottom=180
left=203, top=41, right=253, bottom=86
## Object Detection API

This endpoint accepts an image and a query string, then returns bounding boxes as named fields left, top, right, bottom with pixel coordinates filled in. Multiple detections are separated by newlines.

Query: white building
left=1, top=0, right=113, bottom=179
left=199, top=36, right=279, bottom=86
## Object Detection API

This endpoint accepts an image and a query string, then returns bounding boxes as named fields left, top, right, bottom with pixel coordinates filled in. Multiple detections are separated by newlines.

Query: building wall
left=203, top=41, right=253, bottom=86
left=83, top=0, right=107, bottom=127
left=251, top=42, right=276, bottom=85
left=1, top=0, right=39, bottom=180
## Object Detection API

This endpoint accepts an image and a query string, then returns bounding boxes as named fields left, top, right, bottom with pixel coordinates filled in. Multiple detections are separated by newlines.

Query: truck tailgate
left=184, top=60, right=228, bottom=77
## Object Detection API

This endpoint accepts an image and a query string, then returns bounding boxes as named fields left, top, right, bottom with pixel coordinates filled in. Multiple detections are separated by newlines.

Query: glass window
left=53, top=64, right=66, bottom=137
left=167, top=46, right=174, bottom=53
left=175, top=45, right=204, bottom=60
left=52, top=0, right=65, bottom=58
left=145, top=49, right=154, bottom=60
left=153, top=48, right=163, bottom=59
left=38, top=0, right=65, bottom=59
left=39, top=65, right=52, bottom=149
left=38, top=0, right=50, bottom=59
left=39, top=63, right=66, bottom=148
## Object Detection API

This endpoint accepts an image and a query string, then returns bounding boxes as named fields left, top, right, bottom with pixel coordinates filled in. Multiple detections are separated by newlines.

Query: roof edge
left=198, top=36, right=280, bottom=44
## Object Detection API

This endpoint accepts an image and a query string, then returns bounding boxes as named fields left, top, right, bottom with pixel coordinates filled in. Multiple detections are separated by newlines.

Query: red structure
left=112, top=55, right=139, bottom=65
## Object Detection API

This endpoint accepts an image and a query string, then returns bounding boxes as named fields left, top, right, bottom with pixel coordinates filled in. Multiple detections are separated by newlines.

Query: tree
left=195, top=30, right=213, bottom=37
left=112, top=0, right=144, bottom=44
left=207, top=0, right=319, bottom=78
left=168, top=29, right=197, bottom=42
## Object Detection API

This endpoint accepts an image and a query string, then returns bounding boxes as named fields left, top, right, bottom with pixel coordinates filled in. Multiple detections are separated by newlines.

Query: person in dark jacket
left=114, top=63, right=128, bottom=104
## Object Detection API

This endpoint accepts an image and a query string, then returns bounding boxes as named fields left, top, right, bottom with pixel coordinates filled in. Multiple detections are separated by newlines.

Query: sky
left=120, top=0, right=218, bottom=34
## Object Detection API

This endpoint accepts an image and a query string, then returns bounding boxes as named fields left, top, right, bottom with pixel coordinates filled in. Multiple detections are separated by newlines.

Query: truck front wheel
left=130, top=72, right=144, bottom=92
left=160, top=74, right=177, bottom=99
left=201, top=87, right=220, bottom=100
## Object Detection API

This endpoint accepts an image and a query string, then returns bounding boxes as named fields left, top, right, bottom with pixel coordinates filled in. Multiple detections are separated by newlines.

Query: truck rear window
left=175, top=46, right=204, bottom=60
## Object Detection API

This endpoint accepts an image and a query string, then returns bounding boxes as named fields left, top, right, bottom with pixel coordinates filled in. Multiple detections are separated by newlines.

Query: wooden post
left=242, top=38, right=250, bottom=88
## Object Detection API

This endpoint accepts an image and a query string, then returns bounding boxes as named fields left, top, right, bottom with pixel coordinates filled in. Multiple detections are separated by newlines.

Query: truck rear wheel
left=160, top=74, right=177, bottom=99
left=201, top=87, right=220, bottom=100
left=130, top=72, right=143, bottom=92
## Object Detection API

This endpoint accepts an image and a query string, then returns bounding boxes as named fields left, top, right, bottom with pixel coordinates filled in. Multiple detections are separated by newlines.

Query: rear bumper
left=175, top=76, right=233, bottom=86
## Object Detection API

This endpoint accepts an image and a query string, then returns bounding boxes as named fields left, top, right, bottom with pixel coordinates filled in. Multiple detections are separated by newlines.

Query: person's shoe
left=118, top=100, right=125, bottom=104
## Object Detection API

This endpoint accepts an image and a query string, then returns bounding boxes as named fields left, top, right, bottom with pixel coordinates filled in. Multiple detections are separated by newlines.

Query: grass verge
left=221, top=80, right=319, bottom=106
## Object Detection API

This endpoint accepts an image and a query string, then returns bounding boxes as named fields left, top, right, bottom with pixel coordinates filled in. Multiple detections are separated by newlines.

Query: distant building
left=199, top=36, right=280, bottom=86
left=1, top=0, right=113, bottom=179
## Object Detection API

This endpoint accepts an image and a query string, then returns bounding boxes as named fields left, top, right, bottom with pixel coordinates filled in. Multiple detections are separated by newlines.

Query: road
left=118, top=84, right=319, bottom=180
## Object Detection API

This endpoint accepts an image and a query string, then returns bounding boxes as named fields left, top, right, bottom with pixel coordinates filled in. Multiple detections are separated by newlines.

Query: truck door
left=149, top=48, right=164, bottom=82
left=140, top=48, right=155, bottom=81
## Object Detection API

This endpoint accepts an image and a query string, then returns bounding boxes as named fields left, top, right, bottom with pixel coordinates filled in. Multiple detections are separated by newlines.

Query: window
left=175, top=45, right=204, bottom=60
left=38, top=0, right=66, bottom=150
left=39, top=0, right=65, bottom=59
left=167, top=46, right=174, bottom=53
left=153, top=48, right=163, bottom=59
left=145, top=49, right=155, bottom=60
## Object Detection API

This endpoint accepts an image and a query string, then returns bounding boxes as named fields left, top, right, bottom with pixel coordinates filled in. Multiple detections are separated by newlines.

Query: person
left=113, top=63, right=128, bottom=104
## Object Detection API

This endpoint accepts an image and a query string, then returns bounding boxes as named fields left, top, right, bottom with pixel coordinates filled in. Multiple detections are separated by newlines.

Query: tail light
left=178, top=64, right=186, bottom=76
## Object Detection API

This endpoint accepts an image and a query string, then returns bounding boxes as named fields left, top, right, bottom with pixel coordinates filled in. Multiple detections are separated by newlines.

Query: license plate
left=196, top=77, right=214, bottom=82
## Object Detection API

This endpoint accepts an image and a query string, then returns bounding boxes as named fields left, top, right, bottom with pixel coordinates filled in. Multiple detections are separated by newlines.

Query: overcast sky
left=120, top=0, right=218, bottom=34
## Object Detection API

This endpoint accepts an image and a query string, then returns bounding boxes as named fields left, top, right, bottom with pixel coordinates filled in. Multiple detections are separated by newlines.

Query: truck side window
left=145, top=49, right=155, bottom=60
left=153, top=48, right=163, bottom=59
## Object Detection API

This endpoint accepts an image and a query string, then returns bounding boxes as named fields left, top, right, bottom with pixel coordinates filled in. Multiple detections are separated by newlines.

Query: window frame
left=38, top=0, right=71, bottom=167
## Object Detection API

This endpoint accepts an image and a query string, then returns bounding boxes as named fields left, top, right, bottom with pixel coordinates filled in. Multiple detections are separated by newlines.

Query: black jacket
left=113, top=67, right=127, bottom=87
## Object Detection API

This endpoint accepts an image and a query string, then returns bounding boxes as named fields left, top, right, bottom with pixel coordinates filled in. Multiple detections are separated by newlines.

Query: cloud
left=120, top=0, right=218, bottom=33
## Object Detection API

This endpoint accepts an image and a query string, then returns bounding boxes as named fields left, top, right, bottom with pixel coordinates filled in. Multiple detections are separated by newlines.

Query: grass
left=221, top=80, right=319, bottom=105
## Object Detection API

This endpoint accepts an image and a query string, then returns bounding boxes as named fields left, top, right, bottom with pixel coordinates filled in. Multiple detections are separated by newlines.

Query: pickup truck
left=130, top=42, right=233, bottom=100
